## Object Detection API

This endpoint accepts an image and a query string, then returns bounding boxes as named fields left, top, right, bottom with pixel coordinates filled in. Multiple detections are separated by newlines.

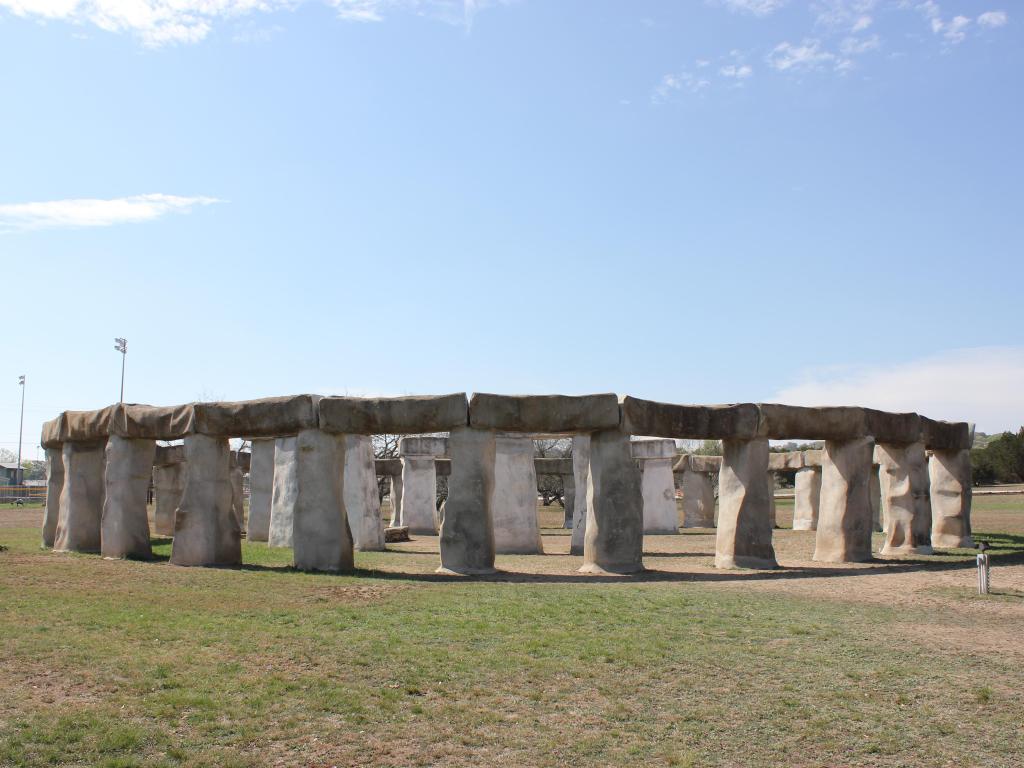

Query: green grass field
left=1, top=497, right=1023, bottom=767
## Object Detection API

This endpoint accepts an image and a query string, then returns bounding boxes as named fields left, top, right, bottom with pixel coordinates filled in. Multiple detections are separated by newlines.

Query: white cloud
left=840, top=32, right=879, bottom=54
left=851, top=14, right=871, bottom=32
left=770, top=347, right=1024, bottom=434
left=766, top=38, right=837, bottom=71
left=977, top=10, right=1008, bottom=29
left=714, top=0, right=787, bottom=16
left=0, top=0, right=490, bottom=46
left=720, top=63, right=753, bottom=78
left=0, top=193, right=222, bottom=233
left=652, top=71, right=711, bottom=103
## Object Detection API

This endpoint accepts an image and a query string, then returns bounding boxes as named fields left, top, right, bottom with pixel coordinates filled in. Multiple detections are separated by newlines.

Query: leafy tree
left=978, top=428, right=1024, bottom=483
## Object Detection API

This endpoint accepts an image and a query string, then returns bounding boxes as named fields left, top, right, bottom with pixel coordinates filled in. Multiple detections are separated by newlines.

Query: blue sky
left=1, top=0, right=1022, bottom=457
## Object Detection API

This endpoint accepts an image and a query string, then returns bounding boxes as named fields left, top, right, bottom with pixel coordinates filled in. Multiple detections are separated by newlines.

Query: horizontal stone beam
left=920, top=416, right=972, bottom=451
left=111, top=403, right=196, bottom=441
left=674, top=454, right=723, bottom=474
left=193, top=395, right=320, bottom=438
left=534, top=457, right=573, bottom=475
left=630, top=439, right=677, bottom=460
left=621, top=398, right=760, bottom=440
left=756, top=404, right=867, bottom=441
left=399, top=436, right=450, bottom=457
left=768, top=451, right=803, bottom=471
left=469, top=393, right=620, bottom=433
left=319, top=394, right=468, bottom=435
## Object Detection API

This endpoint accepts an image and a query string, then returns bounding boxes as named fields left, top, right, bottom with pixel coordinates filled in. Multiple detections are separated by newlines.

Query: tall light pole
left=114, top=337, right=127, bottom=403
left=17, top=375, right=25, bottom=485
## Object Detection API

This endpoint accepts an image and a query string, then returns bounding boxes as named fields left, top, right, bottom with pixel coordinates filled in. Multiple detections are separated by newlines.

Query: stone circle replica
left=38, top=393, right=974, bottom=575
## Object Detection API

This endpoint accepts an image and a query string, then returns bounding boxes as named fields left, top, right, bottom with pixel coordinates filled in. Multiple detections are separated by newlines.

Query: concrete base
left=293, top=429, right=354, bottom=572
left=41, top=447, right=64, bottom=549
left=246, top=439, right=274, bottom=542
left=580, top=429, right=644, bottom=575
left=715, top=438, right=777, bottom=570
left=792, top=466, right=821, bottom=531
left=929, top=449, right=974, bottom=549
left=344, top=435, right=385, bottom=552
left=814, top=437, right=874, bottom=563
left=681, top=469, right=715, bottom=528
left=492, top=435, right=543, bottom=554
left=100, top=435, right=155, bottom=559
left=438, top=427, right=497, bottom=575
left=169, top=435, right=241, bottom=567
left=268, top=436, right=297, bottom=548
left=54, top=440, right=106, bottom=554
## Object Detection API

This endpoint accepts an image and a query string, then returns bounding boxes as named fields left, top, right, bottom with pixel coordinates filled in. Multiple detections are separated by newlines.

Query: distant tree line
left=971, top=428, right=1024, bottom=485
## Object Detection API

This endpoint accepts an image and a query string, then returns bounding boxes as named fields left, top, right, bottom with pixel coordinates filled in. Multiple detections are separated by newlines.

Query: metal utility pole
left=17, top=374, right=25, bottom=485
left=114, top=337, right=127, bottom=402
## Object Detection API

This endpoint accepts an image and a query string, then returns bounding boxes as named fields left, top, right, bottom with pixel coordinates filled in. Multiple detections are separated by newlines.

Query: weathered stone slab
left=792, top=466, right=821, bottom=530
left=768, top=451, right=803, bottom=471
left=61, top=407, right=116, bottom=442
left=622, top=398, right=759, bottom=440
left=375, top=458, right=403, bottom=476
left=802, top=450, right=824, bottom=467
left=230, top=461, right=245, bottom=532
left=292, top=429, right=354, bottom=572
left=100, top=436, right=156, bottom=559
left=469, top=393, right=620, bottom=434
left=246, top=439, right=274, bottom=542
left=870, top=465, right=882, bottom=533
left=399, top=436, right=449, bottom=457
left=193, top=395, right=320, bottom=438
left=715, top=438, right=776, bottom=569
left=814, top=437, right=874, bottom=563
left=54, top=440, right=106, bottom=554
left=343, top=435, right=385, bottom=551
left=401, top=455, right=438, bottom=535
left=438, top=427, right=497, bottom=575
left=569, top=434, right=590, bottom=556
left=154, top=444, right=185, bottom=466
left=929, top=449, right=973, bottom=548
left=580, top=429, right=644, bottom=574
left=875, top=443, right=929, bottom=555
left=41, top=447, right=64, bottom=548
left=40, top=415, right=64, bottom=449
left=756, top=404, right=865, bottom=441
left=384, top=526, right=410, bottom=543
left=110, top=403, right=195, bottom=440
left=640, top=456, right=678, bottom=534
left=169, top=435, right=241, bottom=566
left=319, top=393, right=469, bottom=435
left=153, top=462, right=186, bottom=536
left=864, top=409, right=921, bottom=445
left=268, top=436, right=297, bottom=548
left=492, top=435, right=543, bottom=554
left=388, top=474, right=403, bottom=527
left=630, top=439, right=677, bottom=460
left=681, top=469, right=715, bottom=527
left=562, top=469, right=576, bottom=529
left=920, top=417, right=972, bottom=451
left=907, top=442, right=934, bottom=553
left=534, top=457, right=573, bottom=475
left=675, top=454, right=723, bottom=474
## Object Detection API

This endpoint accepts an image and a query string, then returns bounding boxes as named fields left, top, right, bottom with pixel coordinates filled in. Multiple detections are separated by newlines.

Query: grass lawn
left=1, top=497, right=1023, bottom=767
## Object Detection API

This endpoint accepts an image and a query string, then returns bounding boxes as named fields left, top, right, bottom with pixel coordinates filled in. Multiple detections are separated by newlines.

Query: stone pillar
left=438, top=427, right=496, bottom=575
left=814, top=437, right=874, bottom=563
left=929, top=449, right=974, bottom=549
left=400, top=437, right=446, bottom=536
left=875, top=443, right=932, bottom=555
left=268, top=436, right=297, bottom=548
left=492, top=435, right=543, bottom=554
left=580, top=429, right=644, bottom=574
left=343, top=434, right=385, bottom=551
left=870, top=465, right=882, bottom=533
left=681, top=469, right=715, bottom=527
left=293, top=428, right=354, bottom=572
left=792, top=467, right=821, bottom=531
left=715, top=438, right=777, bottom=569
left=562, top=471, right=575, bottom=530
left=389, top=474, right=403, bottom=527
left=907, top=442, right=933, bottom=554
left=100, top=435, right=156, bottom=559
left=153, top=460, right=186, bottom=537
left=54, top=440, right=107, bottom=554
left=767, top=471, right=778, bottom=529
left=569, top=434, right=590, bottom=556
left=229, top=458, right=245, bottom=533
left=41, top=446, right=64, bottom=549
left=632, top=439, right=679, bottom=535
left=169, top=434, right=241, bottom=567
left=246, top=439, right=274, bottom=542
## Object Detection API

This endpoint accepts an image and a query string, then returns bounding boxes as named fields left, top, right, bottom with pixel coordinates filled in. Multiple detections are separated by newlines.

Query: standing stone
left=632, top=440, right=679, bottom=535
left=929, top=449, right=974, bottom=549
left=268, top=436, right=297, bottom=548
left=246, top=439, right=274, bottom=542
left=400, top=437, right=446, bottom=536
left=169, top=434, right=241, bottom=567
left=229, top=459, right=245, bottom=533
left=343, top=434, right=385, bottom=551
left=580, top=429, right=644, bottom=574
left=870, top=465, right=882, bottom=533
left=153, top=461, right=186, bottom=537
left=681, top=468, right=716, bottom=527
left=101, top=435, right=156, bottom=559
left=814, top=437, right=874, bottom=563
left=767, top=472, right=778, bottom=529
left=792, top=466, right=821, bottom=531
left=438, top=427, right=496, bottom=575
left=875, top=443, right=931, bottom=555
left=54, top=440, right=107, bottom=554
left=491, top=435, right=543, bottom=554
left=569, top=434, right=590, bottom=556
left=562, top=471, right=575, bottom=530
left=715, top=438, right=777, bottom=569
left=907, top=442, right=934, bottom=554
left=41, top=447, right=64, bottom=549
left=293, top=429, right=354, bottom=572
left=389, top=473, right=403, bottom=527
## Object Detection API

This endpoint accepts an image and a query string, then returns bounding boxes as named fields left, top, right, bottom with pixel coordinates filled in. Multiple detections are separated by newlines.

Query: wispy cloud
left=0, top=0, right=493, bottom=46
left=766, top=38, right=838, bottom=71
left=770, top=347, right=1024, bottom=434
left=0, top=194, right=222, bottom=233
left=977, top=10, right=1008, bottom=29
left=712, top=0, right=787, bottom=16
